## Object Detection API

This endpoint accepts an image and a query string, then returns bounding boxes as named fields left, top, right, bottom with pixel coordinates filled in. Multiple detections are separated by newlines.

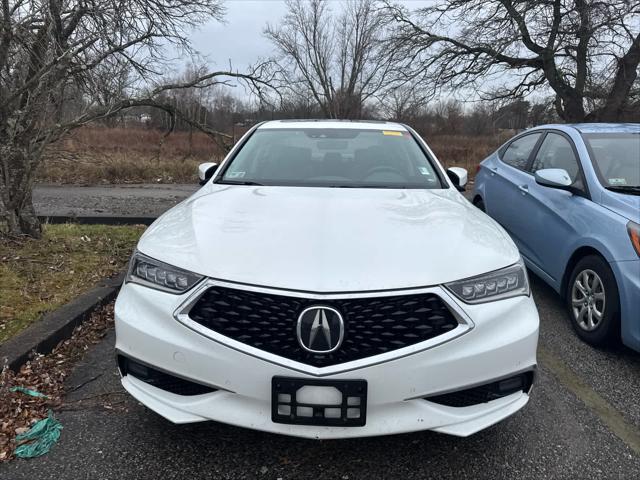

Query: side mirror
left=447, top=167, right=468, bottom=192
left=534, top=168, right=572, bottom=190
left=198, top=162, right=218, bottom=185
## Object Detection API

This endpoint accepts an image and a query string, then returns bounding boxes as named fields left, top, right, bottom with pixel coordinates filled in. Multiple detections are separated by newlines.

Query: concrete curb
left=39, top=215, right=156, bottom=226
left=0, top=272, right=125, bottom=372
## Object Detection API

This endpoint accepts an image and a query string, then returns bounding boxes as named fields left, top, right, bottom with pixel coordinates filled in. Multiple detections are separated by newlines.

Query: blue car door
left=514, top=131, right=592, bottom=285
left=484, top=132, right=543, bottom=260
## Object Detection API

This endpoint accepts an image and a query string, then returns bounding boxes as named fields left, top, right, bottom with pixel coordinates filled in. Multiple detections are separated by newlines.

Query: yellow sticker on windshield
left=382, top=131, right=403, bottom=136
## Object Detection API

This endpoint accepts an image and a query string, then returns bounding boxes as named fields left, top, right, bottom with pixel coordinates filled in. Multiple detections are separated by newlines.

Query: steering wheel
left=364, top=165, right=404, bottom=178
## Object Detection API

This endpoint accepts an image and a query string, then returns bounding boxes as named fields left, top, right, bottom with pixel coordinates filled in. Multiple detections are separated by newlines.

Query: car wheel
left=473, top=197, right=486, bottom=212
left=566, top=255, right=620, bottom=346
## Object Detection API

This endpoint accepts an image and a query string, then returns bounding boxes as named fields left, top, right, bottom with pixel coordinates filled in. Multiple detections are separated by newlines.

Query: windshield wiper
left=606, top=185, right=640, bottom=195
left=218, top=180, right=264, bottom=186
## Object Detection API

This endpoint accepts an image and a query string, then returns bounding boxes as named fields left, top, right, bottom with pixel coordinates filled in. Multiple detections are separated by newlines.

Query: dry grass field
left=427, top=133, right=509, bottom=175
left=37, top=126, right=507, bottom=184
left=39, top=127, right=226, bottom=184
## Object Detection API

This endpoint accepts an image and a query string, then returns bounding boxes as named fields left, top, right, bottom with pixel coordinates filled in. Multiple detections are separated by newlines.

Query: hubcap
left=571, top=269, right=606, bottom=332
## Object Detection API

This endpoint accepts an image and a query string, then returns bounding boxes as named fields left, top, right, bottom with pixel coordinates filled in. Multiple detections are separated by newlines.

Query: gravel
left=33, top=184, right=198, bottom=218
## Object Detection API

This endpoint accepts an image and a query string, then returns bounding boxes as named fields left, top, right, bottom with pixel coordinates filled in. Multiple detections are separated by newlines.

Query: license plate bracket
left=271, top=377, right=367, bottom=427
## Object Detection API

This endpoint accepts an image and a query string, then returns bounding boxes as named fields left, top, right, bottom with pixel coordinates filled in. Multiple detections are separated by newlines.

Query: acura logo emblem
left=297, top=306, right=344, bottom=353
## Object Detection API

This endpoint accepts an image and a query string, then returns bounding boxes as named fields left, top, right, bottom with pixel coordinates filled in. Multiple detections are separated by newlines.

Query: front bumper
left=611, top=259, right=640, bottom=352
left=114, top=282, right=539, bottom=439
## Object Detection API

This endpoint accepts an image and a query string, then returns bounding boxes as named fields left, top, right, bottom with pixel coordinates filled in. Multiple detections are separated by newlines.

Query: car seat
left=259, top=145, right=312, bottom=180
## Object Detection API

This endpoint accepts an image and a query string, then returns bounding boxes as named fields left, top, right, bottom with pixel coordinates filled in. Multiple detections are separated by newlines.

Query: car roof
left=532, top=123, right=640, bottom=134
left=257, top=119, right=408, bottom=131
left=568, top=123, right=640, bottom=134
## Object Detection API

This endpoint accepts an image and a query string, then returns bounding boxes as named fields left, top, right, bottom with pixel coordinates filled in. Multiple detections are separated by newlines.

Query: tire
left=473, top=197, right=486, bottom=212
left=566, top=255, right=620, bottom=346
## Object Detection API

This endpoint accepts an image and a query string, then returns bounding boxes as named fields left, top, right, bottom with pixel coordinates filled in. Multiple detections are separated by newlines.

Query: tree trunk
left=543, top=58, right=587, bottom=122
left=0, top=146, right=42, bottom=238
left=3, top=194, right=41, bottom=238
left=553, top=91, right=587, bottom=122
left=593, top=33, right=640, bottom=122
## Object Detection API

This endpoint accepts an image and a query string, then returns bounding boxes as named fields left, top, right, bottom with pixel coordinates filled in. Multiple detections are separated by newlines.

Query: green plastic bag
left=14, top=410, right=63, bottom=458
left=9, top=386, right=49, bottom=399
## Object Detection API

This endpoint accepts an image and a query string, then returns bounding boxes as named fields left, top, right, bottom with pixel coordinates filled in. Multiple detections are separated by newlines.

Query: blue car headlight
left=445, top=258, right=530, bottom=304
left=125, top=252, right=203, bottom=294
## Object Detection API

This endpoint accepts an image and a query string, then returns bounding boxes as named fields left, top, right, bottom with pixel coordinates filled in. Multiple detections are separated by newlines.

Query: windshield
left=584, top=133, right=640, bottom=188
left=218, top=128, right=445, bottom=189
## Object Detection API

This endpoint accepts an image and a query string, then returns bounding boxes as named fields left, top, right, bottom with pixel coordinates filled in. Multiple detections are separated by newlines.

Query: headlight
left=126, top=252, right=203, bottom=294
left=628, top=221, right=640, bottom=257
left=445, top=258, right=530, bottom=304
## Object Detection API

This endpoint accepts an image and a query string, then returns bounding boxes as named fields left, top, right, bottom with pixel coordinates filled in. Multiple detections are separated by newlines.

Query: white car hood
left=137, top=184, right=519, bottom=292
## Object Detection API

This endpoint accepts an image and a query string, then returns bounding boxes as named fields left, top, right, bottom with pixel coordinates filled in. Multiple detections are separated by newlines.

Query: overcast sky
left=190, top=0, right=288, bottom=71
left=187, top=0, right=430, bottom=71
left=163, top=1, right=547, bottom=107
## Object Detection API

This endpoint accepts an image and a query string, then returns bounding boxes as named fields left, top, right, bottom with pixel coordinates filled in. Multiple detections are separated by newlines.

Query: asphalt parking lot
left=3, top=184, right=638, bottom=479
left=1, top=275, right=639, bottom=480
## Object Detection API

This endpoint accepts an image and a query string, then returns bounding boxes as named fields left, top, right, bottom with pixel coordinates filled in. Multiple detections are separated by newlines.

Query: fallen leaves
left=0, top=303, right=115, bottom=463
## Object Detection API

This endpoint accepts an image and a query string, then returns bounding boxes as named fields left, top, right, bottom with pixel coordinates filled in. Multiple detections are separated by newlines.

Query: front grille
left=425, top=372, right=535, bottom=407
left=187, top=286, right=459, bottom=367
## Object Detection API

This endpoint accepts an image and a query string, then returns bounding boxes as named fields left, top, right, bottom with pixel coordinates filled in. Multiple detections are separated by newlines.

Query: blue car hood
left=600, top=190, right=640, bottom=223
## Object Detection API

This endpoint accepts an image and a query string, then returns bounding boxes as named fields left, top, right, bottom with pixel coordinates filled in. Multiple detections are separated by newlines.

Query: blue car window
left=584, top=133, right=640, bottom=188
left=531, top=133, right=582, bottom=187
left=501, top=133, right=541, bottom=171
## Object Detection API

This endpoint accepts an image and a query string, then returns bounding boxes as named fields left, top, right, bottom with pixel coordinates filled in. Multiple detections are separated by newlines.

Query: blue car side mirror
left=534, top=168, right=573, bottom=191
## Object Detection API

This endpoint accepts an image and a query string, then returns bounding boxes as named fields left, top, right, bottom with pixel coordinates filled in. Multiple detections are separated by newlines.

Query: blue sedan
left=473, top=123, right=640, bottom=351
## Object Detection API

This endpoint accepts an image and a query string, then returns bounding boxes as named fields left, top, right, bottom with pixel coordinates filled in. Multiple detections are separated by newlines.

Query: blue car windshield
left=218, top=128, right=444, bottom=189
left=584, top=133, right=640, bottom=188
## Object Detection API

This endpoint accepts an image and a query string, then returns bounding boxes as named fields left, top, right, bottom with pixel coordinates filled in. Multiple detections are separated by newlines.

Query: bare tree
left=0, top=0, right=271, bottom=238
left=377, top=83, right=431, bottom=122
left=87, top=58, right=134, bottom=127
left=463, top=103, right=494, bottom=135
left=264, top=0, right=394, bottom=119
left=432, top=100, right=464, bottom=134
left=385, top=0, right=640, bottom=122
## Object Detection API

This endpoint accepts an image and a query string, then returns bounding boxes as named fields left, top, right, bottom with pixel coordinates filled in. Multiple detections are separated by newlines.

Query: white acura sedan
left=115, top=120, right=539, bottom=439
